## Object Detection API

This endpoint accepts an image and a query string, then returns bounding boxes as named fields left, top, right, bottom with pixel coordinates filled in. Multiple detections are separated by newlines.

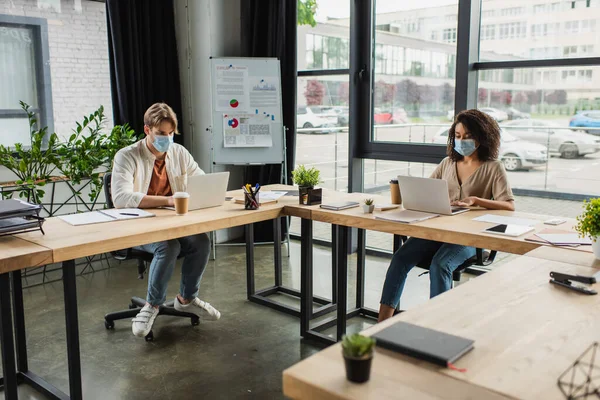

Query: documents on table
left=257, top=191, right=287, bottom=202
left=535, top=233, right=592, bottom=246
left=375, top=210, right=439, bottom=224
left=58, top=208, right=155, bottom=226
left=473, top=214, right=540, bottom=227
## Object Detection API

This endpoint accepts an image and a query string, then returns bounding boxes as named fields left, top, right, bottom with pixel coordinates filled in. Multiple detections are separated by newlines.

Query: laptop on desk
left=186, top=172, right=230, bottom=211
left=387, top=176, right=469, bottom=223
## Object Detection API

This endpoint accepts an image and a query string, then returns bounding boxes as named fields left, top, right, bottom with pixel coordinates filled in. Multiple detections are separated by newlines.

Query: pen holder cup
left=244, top=193, right=260, bottom=210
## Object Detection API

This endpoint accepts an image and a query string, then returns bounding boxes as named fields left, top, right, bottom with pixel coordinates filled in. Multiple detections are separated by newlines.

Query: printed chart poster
left=214, top=65, right=250, bottom=112
left=249, top=77, right=281, bottom=121
left=223, top=114, right=273, bottom=148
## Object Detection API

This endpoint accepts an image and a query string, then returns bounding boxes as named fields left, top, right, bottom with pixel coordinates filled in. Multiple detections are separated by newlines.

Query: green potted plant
left=362, top=198, right=374, bottom=214
left=575, top=198, right=600, bottom=259
left=341, top=333, right=376, bottom=383
left=291, top=165, right=322, bottom=205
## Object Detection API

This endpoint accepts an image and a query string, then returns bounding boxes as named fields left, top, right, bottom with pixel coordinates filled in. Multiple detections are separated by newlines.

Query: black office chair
left=102, top=173, right=199, bottom=341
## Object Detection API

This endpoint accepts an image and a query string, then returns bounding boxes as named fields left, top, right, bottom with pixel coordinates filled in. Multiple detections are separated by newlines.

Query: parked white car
left=502, top=119, right=600, bottom=159
left=296, top=106, right=339, bottom=133
left=479, top=107, right=509, bottom=122
left=432, top=127, right=548, bottom=171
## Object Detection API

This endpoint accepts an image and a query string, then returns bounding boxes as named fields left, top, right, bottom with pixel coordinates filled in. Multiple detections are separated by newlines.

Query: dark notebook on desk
left=372, top=321, right=474, bottom=367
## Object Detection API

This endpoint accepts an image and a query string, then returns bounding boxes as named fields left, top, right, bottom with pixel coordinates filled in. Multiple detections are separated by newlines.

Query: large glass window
left=371, top=0, right=458, bottom=145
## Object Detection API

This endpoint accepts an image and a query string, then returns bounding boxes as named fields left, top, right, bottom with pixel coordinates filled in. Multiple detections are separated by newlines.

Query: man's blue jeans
left=134, top=233, right=211, bottom=306
left=380, top=237, right=476, bottom=309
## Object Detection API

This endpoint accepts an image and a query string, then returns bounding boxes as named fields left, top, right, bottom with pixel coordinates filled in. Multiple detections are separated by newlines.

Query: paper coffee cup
left=173, top=192, right=190, bottom=215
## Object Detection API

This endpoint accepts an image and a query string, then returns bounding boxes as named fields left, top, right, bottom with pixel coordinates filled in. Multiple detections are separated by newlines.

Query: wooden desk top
left=16, top=187, right=297, bottom=263
left=526, top=246, right=600, bottom=268
left=295, top=190, right=577, bottom=255
left=0, top=236, right=53, bottom=274
left=284, top=256, right=600, bottom=400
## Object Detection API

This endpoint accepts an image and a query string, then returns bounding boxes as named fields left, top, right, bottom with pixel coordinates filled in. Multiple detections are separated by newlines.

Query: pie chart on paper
left=230, top=99, right=239, bottom=108
left=228, top=118, right=239, bottom=128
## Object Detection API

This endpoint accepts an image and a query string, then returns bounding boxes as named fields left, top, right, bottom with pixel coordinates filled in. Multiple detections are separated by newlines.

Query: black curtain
left=241, top=0, right=297, bottom=242
left=106, top=0, right=184, bottom=144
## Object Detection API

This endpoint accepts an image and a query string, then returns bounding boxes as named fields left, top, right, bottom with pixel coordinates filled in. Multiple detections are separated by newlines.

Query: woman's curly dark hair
left=447, top=109, right=501, bottom=162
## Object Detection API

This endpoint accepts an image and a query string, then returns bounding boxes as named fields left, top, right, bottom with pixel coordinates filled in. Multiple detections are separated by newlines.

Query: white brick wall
left=1, top=0, right=114, bottom=142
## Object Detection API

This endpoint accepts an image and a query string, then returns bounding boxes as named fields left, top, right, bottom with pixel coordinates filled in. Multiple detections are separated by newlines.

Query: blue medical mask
left=454, top=139, right=478, bottom=157
left=152, top=135, right=173, bottom=153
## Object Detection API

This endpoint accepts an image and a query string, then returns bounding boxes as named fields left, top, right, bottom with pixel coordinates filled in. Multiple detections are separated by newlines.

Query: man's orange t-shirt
left=147, top=159, right=172, bottom=196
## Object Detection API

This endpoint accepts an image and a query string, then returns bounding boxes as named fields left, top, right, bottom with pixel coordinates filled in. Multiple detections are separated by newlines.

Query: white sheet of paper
left=99, top=208, right=155, bottom=220
left=214, top=65, right=249, bottom=112
left=535, top=233, right=592, bottom=245
left=258, top=191, right=287, bottom=201
left=249, top=77, right=280, bottom=121
left=223, top=114, right=273, bottom=148
left=58, top=211, right=114, bottom=226
left=473, top=214, right=540, bottom=227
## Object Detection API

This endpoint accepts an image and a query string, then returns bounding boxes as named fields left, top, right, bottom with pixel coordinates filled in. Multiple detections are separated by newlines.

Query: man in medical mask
left=111, top=102, right=221, bottom=339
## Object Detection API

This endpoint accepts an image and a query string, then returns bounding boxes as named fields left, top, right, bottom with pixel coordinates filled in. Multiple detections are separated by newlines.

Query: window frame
left=0, top=14, right=54, bottom=139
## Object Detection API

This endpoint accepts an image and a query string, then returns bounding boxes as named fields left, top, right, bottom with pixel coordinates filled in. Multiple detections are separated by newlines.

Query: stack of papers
left=58, top=208, right=155, bottom=226
left=535, top=233, right=592, bottom=246
left=375, top=210, right=439, bottom=224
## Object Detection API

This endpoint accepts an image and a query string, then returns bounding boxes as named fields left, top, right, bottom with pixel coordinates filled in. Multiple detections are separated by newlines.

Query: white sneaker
left=131, top=304, right=159, bottom=337
left=174, top=297, right=221, bottom=321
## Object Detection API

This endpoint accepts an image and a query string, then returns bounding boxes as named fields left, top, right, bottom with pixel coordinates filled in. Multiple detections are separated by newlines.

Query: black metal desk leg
left=300, top=218, right=313, bottom=336
left=356, top=228, right=366, bottom=309
left=331, top=225, right=338, bottom=304
left=11, top=271, right=28, bottom=374
left=273, top=218, right=282, bottom=287
left=246, top=224, right=255, bottom=299
left=62, top=260, right=83, bottom=400
left=0, top=272, right=18, bottom=400
left=336, top=225, right=348, bottom=341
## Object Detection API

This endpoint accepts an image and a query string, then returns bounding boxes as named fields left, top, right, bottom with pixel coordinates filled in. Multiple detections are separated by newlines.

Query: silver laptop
left=186, top=172, right=230, bottom=211
left=397, top=176, right=470, bottom=216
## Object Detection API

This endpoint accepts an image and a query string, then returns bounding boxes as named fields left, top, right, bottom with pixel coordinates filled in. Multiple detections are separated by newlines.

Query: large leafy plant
left=576, top=198, right=600, bottom=239
left=0, top=101, right=60, bottom=202
left=56, top=106, right=108, bottom=203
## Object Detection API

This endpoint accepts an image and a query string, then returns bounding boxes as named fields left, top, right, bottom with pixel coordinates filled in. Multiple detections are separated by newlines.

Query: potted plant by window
left=291, top=165, right=322, bottom=205
left=341, top=333, right=376, bottom=384
left=362, top=198, right=375, bottom=214
left=576, top=198, right=600, bottom=259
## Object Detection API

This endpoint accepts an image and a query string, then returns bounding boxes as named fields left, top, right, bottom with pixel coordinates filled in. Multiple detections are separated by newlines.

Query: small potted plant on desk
left=362, top=198, right=375, bottom=214
left=291, top=165, right=322, bottom=205
left=576, top=198, right=600, bottom=259
left=342, top=333, right=376, bottom=384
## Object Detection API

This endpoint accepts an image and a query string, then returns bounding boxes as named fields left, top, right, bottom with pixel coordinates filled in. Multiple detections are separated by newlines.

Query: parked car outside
left=296, top=106, right=338, bottom=133
left=332, top=106, right=349, bottom=126
left=432, top=127, right=547, bottom=171
left=502, top=119, right=600, bottom=159
left=505, top=107, right=531, bottom=120
left=392, top=108, right=409, bottom=124
left=479, top=107, right=509, bottom=122
left=569, top=111, right=600, bottom=135
left=374, top=108, right=393, bottom=124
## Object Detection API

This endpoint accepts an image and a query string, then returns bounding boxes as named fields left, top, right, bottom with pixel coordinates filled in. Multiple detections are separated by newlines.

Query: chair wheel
left=105, top=320, right=114, bottom=330
left=145, top=331, right=154, bottom=342
left=191, top=317, right=200, bottom=326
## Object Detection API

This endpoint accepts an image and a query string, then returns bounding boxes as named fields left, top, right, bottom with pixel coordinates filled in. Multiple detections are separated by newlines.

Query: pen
left=120, top=212, right=139, bottom=216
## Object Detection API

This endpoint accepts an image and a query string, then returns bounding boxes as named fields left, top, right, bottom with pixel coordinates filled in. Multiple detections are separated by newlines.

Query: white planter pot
left=362, top=204, right=374, bottom=214
left=593, top=237, right=600, bottom=260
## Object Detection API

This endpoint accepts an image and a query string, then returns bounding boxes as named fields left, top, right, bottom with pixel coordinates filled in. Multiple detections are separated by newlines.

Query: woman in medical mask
left=378, top=109, right=515, bottom=322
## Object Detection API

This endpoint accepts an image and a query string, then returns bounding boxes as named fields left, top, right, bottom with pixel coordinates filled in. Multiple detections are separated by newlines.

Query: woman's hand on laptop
left=451, top=197, right=479, bottom=207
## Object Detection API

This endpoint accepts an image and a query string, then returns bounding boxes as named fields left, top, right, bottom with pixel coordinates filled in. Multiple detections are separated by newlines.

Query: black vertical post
left=0, top=272, right=18, bottom=400
left=245, top=224, right=255, bottom=299
left=62, top=260, right=83, bottom=400
left=300, top=218, right=313, bottom=336
left=336, top=225, right=349, bottom=341
left=273, top=218, right=282, bottom=287
left=454, top=0, right=481, bottom=114
left=331, top=224, right=338, bottom=304
left=11, top=271, right=28, bottom=373
left=356, top=228, right=366, bottom=309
